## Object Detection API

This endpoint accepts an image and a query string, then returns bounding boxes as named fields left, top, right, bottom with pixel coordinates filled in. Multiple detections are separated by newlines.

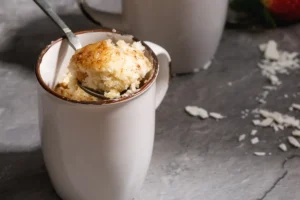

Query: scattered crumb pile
left=185, top=40, right=300, bottom=156
left=238, top=104, right=300, bottom=156
left=238, top=40, right=300, bottom=156
left=258, top=40, right=300, bottom=86
left=253, top=109, right=300, bottom=130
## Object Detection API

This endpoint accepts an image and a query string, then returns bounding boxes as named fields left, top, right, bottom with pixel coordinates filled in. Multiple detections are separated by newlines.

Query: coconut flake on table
left=263, top=85, right=277, bottom=91
left=252, top=119, right=261, bottom=126
left=261, top=91, right=269, bottom=98
left=271, top=123, right=279, bottom=132
left=253, top=152, right=266, bottom=156
left=257, top=118, right=274, bottom=127
left=258, top=99, right=267, bottom=104
left=185, top=106, right=209, bottom=119
left=259, top=109, right=300, bottom=128
left=278, top=143, right=287, bottom=152
left=263, top=40, right=280, bottom=60
left=259, top=43, right=267, bottom=52
left=251, top=137, right=259, bottom=145
left=292, top=103, right=300, bottom=111
left=292, top=129, right=300, bottom=137
left=202, top=60, right=212, bottom=70
left=238, top=134, right=246, bottom=142
left=278, top=124, right=284, bottom=130
left=241, top=109, right=250, bottom=119
left=251, top=129, right=257, bottom=136
left=209, top=112, right=226, bottom=120
left=288, top=136, right=300, bottom=148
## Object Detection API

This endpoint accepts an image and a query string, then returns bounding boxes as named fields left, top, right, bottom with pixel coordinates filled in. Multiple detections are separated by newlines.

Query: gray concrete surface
left=1, top=1, right=300, bottom=200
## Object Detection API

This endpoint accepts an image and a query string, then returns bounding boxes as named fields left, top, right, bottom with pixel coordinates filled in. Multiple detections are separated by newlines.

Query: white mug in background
left=36, top=29, right=171, bottom=200
left=79, top=0, right=228, bottom=74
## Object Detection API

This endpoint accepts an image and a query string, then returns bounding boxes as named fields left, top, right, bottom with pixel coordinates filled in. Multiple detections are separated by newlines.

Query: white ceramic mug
left=79, top=0, right=228, bottom=74
left=35, top=29, right=171, bottom=200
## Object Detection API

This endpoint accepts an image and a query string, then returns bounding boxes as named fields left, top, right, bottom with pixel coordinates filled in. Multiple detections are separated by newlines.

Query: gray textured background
left=1, top=0, right=300, bottom=200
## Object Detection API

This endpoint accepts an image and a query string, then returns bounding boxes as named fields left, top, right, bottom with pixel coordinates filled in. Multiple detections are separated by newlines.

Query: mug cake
left=55, top=37, right=153, bottom=101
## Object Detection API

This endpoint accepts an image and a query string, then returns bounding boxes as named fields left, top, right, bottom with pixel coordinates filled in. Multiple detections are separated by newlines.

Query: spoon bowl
left=77, top=81, right=108, bottom=99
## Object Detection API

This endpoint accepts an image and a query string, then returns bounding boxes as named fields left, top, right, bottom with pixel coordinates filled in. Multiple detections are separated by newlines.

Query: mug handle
left=144, top=41, right=171, bottom=109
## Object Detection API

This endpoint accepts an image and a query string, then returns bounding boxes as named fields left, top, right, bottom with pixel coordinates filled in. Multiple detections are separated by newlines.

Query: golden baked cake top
left=55, top=39, right=153, bottom=100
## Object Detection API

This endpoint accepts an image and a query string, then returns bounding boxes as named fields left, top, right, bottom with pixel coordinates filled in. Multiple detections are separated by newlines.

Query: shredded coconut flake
left=258, top=40, right=300, bottom=86
left=253, top=119, right=261, bottom=126
left=288, top=136, right=300, bottom=148
left=263, top=40, right=280, bottom=60
left=271, top=123, right=279, bottom=132
left=278, top=124, right=284, bottom=130
left=279, top=143, right=287, bottom=152
left=259, top=109, right=300, bottom=128
left=238, top=134, right=246, bottom=142
left=185, top=106, right=209, bottom=119
left=203, top=60, right=212, bottom=70
left=292, top=129, right=300, bottom=137
left=258, top=118, right=274, bottom=127
left=251, top=137, right=259, bottom=145
left=251, top=129, right=258, bottom=136
left=263, top=85, right=277, bottom=91
left=254, top=152, right=266, bottom=156
left=209, top=112, right=225, bottom=120
left=258, top=99, right=267, bottom=104
left=292, top=103, right=300, bottom=111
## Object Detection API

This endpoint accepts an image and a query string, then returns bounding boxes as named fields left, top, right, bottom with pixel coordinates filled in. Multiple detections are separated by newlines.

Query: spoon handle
left=33, top=0, right=82, bottom=50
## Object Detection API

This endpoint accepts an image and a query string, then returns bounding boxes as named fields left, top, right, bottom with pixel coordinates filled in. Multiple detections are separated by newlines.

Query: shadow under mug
left=35, top=29, right=171, bottom=200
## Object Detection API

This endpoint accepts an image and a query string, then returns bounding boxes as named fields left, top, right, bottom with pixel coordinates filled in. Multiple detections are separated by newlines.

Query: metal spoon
left=34, top=0, right=107, bottom=99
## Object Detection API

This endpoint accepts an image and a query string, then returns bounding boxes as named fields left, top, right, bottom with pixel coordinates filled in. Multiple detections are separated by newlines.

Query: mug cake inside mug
left=54, top=33, right=155, bottom=101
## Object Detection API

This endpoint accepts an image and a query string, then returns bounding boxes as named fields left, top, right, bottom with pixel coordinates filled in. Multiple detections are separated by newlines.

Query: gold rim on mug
left=35, top=28, right=159, bottom=105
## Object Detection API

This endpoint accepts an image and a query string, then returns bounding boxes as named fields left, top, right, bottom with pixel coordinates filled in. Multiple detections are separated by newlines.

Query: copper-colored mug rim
left=35, top=28, right=159, bottom=105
